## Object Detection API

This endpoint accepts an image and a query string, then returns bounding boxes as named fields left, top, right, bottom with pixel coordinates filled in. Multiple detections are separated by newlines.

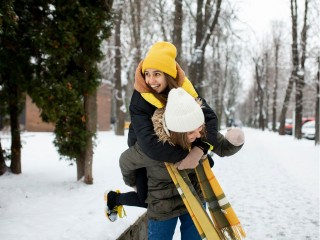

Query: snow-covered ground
left=0, top=128, right=319, bottom=240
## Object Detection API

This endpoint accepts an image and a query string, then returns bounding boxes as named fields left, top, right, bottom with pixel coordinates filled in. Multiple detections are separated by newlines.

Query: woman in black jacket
left=105, top=42, right=244, bottom=232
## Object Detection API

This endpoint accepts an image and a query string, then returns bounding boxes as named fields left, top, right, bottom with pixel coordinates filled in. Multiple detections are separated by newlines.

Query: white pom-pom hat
left=164, top=88, right=204, bottom=133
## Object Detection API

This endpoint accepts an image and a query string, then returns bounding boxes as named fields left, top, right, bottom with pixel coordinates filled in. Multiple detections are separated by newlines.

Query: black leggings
left=118, top=167, right=148, bottom=208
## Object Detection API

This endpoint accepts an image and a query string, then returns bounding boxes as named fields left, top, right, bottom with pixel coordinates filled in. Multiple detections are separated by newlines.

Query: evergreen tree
left=0, top=0, right=34, bottom=174
left=28, top=0, right=114, bottom=183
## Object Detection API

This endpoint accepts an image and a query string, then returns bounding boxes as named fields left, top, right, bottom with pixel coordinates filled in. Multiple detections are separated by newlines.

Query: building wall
left=97, top=83, right=111, bottom=131
left=25, top=95, right=55, bottom=132
left=25, top=83, right=111, bottom=132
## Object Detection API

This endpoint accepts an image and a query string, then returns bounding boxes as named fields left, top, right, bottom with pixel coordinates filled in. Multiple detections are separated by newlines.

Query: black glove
left=192, top=138, right=210, bottom=155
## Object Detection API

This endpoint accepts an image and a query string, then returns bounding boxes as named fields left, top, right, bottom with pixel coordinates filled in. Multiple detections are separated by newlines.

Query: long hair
left=146, top=73, right=179, bottom=105
left=169, top=125, right=207, bottom=150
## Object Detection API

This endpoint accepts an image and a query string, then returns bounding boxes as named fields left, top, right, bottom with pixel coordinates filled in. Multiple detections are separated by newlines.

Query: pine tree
left=28, top=0, right=114, bottom=183
left=0, top=0, right=34, bottom=174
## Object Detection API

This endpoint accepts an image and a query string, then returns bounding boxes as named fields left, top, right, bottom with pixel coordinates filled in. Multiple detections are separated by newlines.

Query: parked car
left=285, top=117, right=315, bottom=135
left=302, top=120, right=315, bottom=140
left=302, top=117, right=315, bottom=125
left=285, top=119, right=293, bottom=135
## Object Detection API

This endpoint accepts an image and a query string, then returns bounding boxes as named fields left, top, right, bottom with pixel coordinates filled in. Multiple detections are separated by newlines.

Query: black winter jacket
left=128, top=90, right=242, bottom=163
left=128, top=61, right=242, bottom=163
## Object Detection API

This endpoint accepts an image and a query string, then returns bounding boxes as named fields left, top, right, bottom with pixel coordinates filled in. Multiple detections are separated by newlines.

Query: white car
left=302, top=121, right=315, bottom=140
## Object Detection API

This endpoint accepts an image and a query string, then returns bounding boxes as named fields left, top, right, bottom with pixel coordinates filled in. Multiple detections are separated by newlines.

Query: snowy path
left=0, top=128, right=319, bottom=240
left=212, top=128, right=319, bottom=240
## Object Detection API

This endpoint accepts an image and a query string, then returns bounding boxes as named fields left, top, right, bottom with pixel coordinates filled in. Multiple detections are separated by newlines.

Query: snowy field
left=0, top=128, right=319, bottom=240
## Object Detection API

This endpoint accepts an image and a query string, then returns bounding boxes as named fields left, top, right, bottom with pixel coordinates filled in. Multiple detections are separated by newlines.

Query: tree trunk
left=278, top=74, right=295, bottom=135
left=125, top=0, right=141, bottom=107
left=221, top=50, right=229, bottom=127
left=188, top=0, right=204, bottom=92
left=294, top=78, right=303, bottom=139
left=83, top=92, right=97, bottom=185
left=294, top=0, right=308, bottom=139
left=130, top=0, right=141, bottom=67
left=114, top=5, right=125, bottom=136
left=253, top=81, right=259, bottom=128
left=77, top=155, right=85, bottom=181
left=255, top=59, right=265, bottom=130
left=172, top=0, right=183, bottom=64
left=0, top=140, right=7, bottom=175
left=279, top=0, right=299, bottom=135
left=157, top=1, right=168, bottom=41
left=272, top=37, right=280, bottom=132
left=189, top=0, right=222, bottom=97
left=265, top=52, right=269, bottom=129
left=213, top=36, right=223, bottom=130
left=315, top=56, right=320, bottom=145
left=9, top=83, right=22, bottom=174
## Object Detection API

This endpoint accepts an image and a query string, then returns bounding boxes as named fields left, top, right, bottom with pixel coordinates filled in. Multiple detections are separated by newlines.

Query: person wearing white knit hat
left=162, top=88, right=208, bottom=171
left=105, top=42, right=245, bottom=240
left=164, top=87, right=204, bottom=133
left=112, top=87, right=244, bottom=239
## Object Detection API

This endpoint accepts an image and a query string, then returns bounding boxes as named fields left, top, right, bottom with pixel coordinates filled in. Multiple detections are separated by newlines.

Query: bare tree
left=253, top=56, right=266, bottom=130
left=294, top=0, right=309, bottom=139
left=316, top=57, right=320, bottom=145
left=0, top=140, right=7, bottom=175
left=160, top=0, right=169, bottom=41
left=221, top=40, right=243, bottom=128
left=172, top=0, right=183, bottom=64
left=278, top=0, right=309, bottom=138
left=114, top=1, right=125, bottom=136
left=309, top=0, right=320, bottom=145
left=212, top=32, right=224, bottom=129
left=188, top=0, right=222, bottom=97
left=278, top=0, right=300, bottom=135
left=122, top=0, right=144, bottom=115
left=129, top=0, right=142, bottom=67
left=264, top=52, right=270, bottom=129
left=224, top=64, right=241, bottom=127
left=271, top=21, right=283, bottom=132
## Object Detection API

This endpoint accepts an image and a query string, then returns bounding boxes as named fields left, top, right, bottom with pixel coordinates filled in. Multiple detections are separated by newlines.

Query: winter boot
left=104, top=190, right=126, bottom=222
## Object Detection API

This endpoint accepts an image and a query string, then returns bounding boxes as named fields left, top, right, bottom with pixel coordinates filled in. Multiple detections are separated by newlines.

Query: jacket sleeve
left=129, top=91, right=189, bottom=163
left=200, top=97, right=219, bottom=148
left=213, top=132, right=243, bottom=156
left=200, top=97, right=243, bottom=157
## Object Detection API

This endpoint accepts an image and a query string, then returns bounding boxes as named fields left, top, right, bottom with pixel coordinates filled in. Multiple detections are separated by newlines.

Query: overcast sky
left=234, top=0, right=300, bottom=91
left=238, top=0, right=292, bottom=41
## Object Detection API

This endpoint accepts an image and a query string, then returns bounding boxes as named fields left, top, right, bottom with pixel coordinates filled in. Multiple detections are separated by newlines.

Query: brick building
left=24, top=83, right=111, bottom=132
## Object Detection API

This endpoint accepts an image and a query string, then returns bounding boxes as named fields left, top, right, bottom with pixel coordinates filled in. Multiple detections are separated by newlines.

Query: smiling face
left=187, top=125, right=203, bottom=143
left=169, top=124, right=205, bottom=150
left=144, top=68, right=168, bottom=93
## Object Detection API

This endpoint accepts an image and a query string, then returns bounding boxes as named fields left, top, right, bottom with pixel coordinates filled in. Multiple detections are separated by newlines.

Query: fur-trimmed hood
left=152, top=108, right=174, bottom=145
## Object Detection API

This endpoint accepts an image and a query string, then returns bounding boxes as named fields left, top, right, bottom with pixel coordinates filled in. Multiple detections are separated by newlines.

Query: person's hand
left=225, top=127, right=245, bottom=146
left=175, top=146, right=203, bottom=170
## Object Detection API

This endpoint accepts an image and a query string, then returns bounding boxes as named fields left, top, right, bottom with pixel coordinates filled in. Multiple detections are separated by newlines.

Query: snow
left=0, top=128, right=319, bottom=240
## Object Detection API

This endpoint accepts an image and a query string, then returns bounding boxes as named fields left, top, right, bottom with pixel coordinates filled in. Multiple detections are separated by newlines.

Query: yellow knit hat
left=142, top=42, right=177, bottom=78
